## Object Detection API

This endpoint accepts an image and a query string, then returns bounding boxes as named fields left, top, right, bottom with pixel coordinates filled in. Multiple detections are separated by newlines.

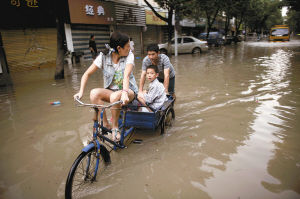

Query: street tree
left=144, top=0, right=190, bottom=54
left=284, top=0, right=300, bottom=11
left=284, top=0, right=300, bottom=33
left=286, top=10, right=300, bottom=33
left=221, top=0, right=251, bottom=37
left=231, top=0, right=251, bottom=36
left=244, top=0, right=282, bottom=34
left=189, top=0, right=224, bottom=39
left=222, top=0, right=234, bottom=36
left=55, top=18, right=65, bottom=80
left=54, top=0, right=68, bottom=80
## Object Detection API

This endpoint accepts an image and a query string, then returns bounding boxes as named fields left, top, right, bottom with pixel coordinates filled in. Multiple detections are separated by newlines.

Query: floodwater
left=1, top=40, right=300, bottom=199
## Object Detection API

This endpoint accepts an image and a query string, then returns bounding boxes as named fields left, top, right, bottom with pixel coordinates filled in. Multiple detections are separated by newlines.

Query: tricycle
left=65, top=95, right=175, bottom=199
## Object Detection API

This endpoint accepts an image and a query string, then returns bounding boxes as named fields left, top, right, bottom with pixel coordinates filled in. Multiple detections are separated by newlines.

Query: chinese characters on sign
left=68, top=0, right=114, bottom=25
left=11, top=0, right=39, bottom=8
left=97, top=6, right=104, bottom=16
left=85, top=4, right=113, bottom=22
left=85, top=5, right=94, bottom=15
left=85, top=5, right=106, bottom=16
left=25, top=0, right=38, bottom=8
left=11, top=0, right=20, bottom=7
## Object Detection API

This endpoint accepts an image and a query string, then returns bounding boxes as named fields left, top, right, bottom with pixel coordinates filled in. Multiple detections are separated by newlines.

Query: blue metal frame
left=119, top=95, right=175, bottom=130
left=81, top=106, right=135, bottom=180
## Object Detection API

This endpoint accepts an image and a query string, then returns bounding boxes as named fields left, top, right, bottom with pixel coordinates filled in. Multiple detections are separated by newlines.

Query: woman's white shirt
left=93, top=51, right=135, bottom=90
left=93, top=51, right=134, bottom=69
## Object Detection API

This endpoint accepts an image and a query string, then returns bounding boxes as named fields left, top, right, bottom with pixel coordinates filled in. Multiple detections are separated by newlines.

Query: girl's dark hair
left=146, top=65, right=159, bottom=73
left=102, top=31, right=129, bottom=55
left=90, top=34, right=94, bottom=39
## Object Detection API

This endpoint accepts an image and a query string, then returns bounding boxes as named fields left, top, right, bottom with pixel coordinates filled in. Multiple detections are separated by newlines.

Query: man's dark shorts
left=157, top=76, right=175, bottom=94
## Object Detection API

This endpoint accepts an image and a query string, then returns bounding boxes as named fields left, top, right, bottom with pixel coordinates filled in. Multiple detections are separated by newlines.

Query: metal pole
left=174, top=12, right=178, bottom=57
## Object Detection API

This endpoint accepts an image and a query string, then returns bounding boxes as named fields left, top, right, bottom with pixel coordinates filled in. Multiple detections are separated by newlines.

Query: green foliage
left=287, top=10, right=300, bottom=32
left=284, top=0, right=300, bottom=32
left=186, top=0, right=225, bottom=37
left=152, top=0, right=193, bottom=20
left=283, top=0, right=300, bottom=11
left=245, top=0, right=283, bottom=31
left=145, top=0, right=193, bottom=43
left=152, top=0, right=186, bottom=10
left=147, top=0, right=286, bottom=36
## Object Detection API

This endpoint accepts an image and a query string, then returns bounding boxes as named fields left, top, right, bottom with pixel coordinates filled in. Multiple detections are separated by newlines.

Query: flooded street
left=1, top=40, right=300, bottom=199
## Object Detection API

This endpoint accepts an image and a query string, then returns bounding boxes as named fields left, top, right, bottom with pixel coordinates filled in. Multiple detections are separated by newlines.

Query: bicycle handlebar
left=75, top=97, right=123, bottom=109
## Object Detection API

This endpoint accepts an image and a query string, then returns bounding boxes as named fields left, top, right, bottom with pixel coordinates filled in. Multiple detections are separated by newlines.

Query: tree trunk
left=54, top=18, right=64, bottom=80
left=235, top=13, right=244, bottom=36
left=205, top=8, right=219, bottom=39
left=224, top=15, right=230, bottom=36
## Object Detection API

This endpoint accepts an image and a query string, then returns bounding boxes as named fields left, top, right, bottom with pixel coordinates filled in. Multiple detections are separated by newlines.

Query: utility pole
left=174, top=11, right=179, bottom=56
left=174, top=24, right=178, bottom=56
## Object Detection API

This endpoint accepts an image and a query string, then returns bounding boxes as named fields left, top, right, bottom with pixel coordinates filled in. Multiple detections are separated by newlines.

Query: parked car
left=224, top=35, right=233, bottom=45
left=198, top=32, right=225, bottom=46
left=158, top=36, right=208, bottom=55
left=246, top=32, right=258, bottom=41
left=237, top=34, right=245, bottom=41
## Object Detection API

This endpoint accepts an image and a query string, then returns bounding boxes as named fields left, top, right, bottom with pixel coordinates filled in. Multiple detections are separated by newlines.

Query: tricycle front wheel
left=65, top=147, right=105, bottom=199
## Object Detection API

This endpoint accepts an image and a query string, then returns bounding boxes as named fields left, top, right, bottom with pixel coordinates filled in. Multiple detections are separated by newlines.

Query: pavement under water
left=0, top=40, right=300, bottom=199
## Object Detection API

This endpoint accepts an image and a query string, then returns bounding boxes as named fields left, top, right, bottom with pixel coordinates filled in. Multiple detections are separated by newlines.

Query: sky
left=281, top=6, right=288, bottom=16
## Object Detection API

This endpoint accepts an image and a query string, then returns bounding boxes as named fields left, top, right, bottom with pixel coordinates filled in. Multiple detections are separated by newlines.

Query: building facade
left=114, top=2, right=146, bottom=55
left=0, top=1, right=61, bottom=72
left=66, top=0, right=146, bottom=59
left=66, top=0, right=115, bottom=60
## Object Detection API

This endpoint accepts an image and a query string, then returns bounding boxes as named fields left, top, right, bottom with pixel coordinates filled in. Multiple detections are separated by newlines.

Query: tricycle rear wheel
left=160, top=107, right=175, bottom=134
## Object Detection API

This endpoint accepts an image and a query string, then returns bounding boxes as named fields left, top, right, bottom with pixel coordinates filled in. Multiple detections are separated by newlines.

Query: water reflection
left=260, top=51, right=300, bottom=197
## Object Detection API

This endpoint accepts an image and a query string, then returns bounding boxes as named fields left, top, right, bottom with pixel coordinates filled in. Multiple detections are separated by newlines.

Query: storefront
left=114, top=2, right=146, bottom=55
left=0, top=1, right=58, bottom=72
left=143, top=9, right=167, bottom=53
left=66, top=0, right=115, bottom=60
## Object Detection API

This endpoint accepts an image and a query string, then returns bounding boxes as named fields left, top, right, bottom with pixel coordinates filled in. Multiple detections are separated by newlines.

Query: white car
left=158, top=36, right=208, bottom=54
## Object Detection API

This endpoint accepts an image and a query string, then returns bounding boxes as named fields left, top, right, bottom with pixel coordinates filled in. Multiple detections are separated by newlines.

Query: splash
left=245, top=40, right=300, bottom=48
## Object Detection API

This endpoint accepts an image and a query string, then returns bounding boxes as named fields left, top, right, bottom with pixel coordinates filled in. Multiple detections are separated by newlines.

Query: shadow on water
left=0, top=41, right=300, bottom=199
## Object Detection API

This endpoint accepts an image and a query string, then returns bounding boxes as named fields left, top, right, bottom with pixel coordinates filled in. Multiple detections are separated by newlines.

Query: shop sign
left=10, top=0, right=39, bottom=8
left=146, top=10, right=166, bottom=25
left=2, top=1, right=58, bottom=27
left=68, top=0, right=115, bottom=24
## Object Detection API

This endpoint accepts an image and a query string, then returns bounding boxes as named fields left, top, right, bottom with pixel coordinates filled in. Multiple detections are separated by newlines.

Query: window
left=271, top=29, right=289, bottom=36
left=171, top=38, right=182, bottom=44
left=183, top=38, right=194, bottom=43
